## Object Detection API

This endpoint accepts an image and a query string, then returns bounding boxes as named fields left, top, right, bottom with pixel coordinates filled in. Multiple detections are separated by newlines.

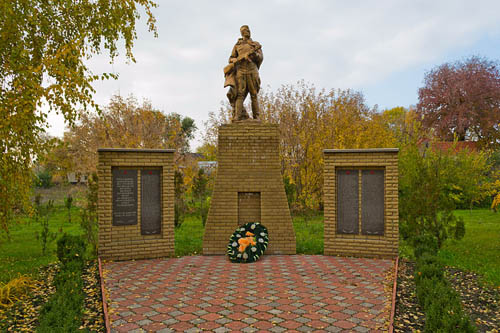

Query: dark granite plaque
left=361, top=169, right=384, bottom=235
left=141, top=169, right=161, bottom=235
left=112, top=168, right=138, bottom=226
left=337, top=169, right=359, bottom=234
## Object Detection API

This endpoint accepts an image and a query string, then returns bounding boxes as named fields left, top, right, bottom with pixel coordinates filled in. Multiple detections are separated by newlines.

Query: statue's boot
left=236, top=97, right=249, bottom=120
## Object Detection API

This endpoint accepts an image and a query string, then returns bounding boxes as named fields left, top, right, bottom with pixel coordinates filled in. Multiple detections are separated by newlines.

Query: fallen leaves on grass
left=81, top=260, right=105, bottom=332
left=0, top=260, right=105, bottom=332
left=380, top=260, right=395, bottom=331
left=0, top=275, right=35, bottom=309
left=0, top=263, right=59, bottom=332
left=394, top=259, right=500, bottom=333
left=446, top=267, right=500, bottom=332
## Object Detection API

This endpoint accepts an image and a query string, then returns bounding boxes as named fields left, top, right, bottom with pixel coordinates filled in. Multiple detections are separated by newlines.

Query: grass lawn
left=0, top=206, right=83, bottom=284
left=173, top=213, right=324, bottom=255
left=292, top=215, right=324, bottom=254
left=438, top=209, right=500, bottom=286
left=3, top=202, right=497, bottom=289
left=174, top=214, right=205, bottom=256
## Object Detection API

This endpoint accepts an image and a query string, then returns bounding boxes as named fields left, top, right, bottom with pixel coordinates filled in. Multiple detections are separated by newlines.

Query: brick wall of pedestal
left=97, top=148, right=175, bottom=261
left=203, top=121, right=296, bottom=255
left=323, top=149, right=399, bottom=259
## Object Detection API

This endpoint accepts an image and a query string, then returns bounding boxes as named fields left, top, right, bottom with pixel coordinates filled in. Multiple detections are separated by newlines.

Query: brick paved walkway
left=103, top=255, right=393, bottom=332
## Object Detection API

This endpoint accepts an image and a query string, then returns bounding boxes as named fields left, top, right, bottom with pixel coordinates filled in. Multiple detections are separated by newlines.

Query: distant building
left=419, top=139, right=479, bottom=154
left=198, top=161, right=217, bottom=174
left=67, top=172, right=88, bottom=184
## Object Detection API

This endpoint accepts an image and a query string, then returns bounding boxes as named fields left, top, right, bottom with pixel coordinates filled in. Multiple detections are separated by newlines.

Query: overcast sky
left=45, top=0, right=500, bottom=149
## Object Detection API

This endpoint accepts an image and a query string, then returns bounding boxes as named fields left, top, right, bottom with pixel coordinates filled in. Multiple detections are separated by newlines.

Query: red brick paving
left=103, top=255, right=393, bottom=332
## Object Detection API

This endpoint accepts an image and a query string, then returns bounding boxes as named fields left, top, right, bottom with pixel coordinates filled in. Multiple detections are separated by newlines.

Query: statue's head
left=240, top=25, right=251, bottom=39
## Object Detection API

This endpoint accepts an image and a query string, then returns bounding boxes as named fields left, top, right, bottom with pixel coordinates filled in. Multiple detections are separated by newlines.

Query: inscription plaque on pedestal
left=141, top=169, right=161, bottom=235
left=238, top=192, right=261, bottom=224
left=337, top=169, right=359, bottom=234
left=112, top=168, right=138, bottom=226
left=362, top=170, right=384, bottom=235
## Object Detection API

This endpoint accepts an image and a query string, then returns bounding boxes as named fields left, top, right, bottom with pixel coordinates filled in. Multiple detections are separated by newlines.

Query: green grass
left=3, top=199, right=497, bottom=290
left=173, top=213, right=325, bottom=256
left=174, top=214, right=205, bottom=256
left=438, top=209, right=500, bottom=286
left=0, top=206, right=83, bottom=284
left=293, top=215, right=324, bottom=254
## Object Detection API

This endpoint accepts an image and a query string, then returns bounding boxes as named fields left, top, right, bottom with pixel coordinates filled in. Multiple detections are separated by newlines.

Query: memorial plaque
left=112, top=168, right=138, bottom=226
left=141, top=169, right=162, bottom=235
left=361, top=169, right=384, bottom=235
left=238, top=192, right=261, bottom=224
left=337, top=169, right=359, bottom=234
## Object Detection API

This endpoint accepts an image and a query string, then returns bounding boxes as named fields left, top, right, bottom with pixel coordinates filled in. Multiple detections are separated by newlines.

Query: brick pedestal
left=203, top=121, right=296, bottom=255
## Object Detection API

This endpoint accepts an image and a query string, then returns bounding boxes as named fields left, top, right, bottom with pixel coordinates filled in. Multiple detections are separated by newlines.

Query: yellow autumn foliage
left=0, top=1, right=157, bottom=240
left=205, top=81, right=397, bottom=211
left=0, top=275, right=35, bottom=310
left=49, top=94, right=194, bottom=175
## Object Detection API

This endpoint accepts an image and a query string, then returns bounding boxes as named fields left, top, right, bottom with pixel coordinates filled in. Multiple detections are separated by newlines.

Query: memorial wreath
left=227, top=222, right=269, bottom=263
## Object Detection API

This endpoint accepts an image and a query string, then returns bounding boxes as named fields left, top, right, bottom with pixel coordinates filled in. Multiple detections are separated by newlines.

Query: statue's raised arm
left=224, top=25, right=263, bottom=121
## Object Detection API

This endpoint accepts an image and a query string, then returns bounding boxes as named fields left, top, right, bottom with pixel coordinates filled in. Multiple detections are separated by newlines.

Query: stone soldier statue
left=224, top=25, right=263, bottom=121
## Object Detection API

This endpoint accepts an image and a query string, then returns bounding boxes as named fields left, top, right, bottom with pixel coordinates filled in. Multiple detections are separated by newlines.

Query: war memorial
left=98, top=25, right=399, bottom=332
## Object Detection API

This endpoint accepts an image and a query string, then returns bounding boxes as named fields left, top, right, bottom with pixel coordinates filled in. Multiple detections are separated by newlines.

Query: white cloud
left=45, top=0, right=500, bottom=150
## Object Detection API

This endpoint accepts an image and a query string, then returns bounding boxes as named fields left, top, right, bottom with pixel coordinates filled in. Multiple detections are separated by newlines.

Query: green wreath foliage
left=227, top=222, right=269, bottom=263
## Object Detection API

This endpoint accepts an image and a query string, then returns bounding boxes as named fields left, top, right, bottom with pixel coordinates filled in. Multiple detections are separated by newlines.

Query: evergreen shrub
left=56, top=234, right=85, bottom=267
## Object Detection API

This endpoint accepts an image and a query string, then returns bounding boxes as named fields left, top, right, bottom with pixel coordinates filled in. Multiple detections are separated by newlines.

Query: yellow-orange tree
left=205, top=81, right=396, bottom=212
left=55, top=94, right=195, bottom=175
left=0, top=0, right=157, bottom=240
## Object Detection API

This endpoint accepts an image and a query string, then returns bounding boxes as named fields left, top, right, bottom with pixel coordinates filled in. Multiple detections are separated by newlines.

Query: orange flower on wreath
left=238, top=234, right=256, bottom=252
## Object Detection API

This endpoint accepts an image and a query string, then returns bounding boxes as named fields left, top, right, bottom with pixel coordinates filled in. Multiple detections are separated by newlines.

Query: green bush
left=425, top=288, right=475, bottom=332
left=413, top=249, right=476, bottom=332
left=174, top=170, right=185, bottom=228
left=200, top=203, right=209, bottom=227
left=35, top=169, right=52, bottom=188
left=415, top=255, right=444, bottom=285
left=80, top=173, right=98, bottom=256
left=415, top=277, right=448, bottom=309
left=56, top=234, right=85, bottom=266
left=283, top=176, right=297, bottom=210
left=64, top=194, right=73, bottom=224
left=34, top=199, right=57, bottom=255
left=38, top=236, right=87, bottom=332
left=37, top=261, right=84, bottom=332
left=412, top=234, right=438, bottom=258
left=398, top=143, right=485, bottom=248
left=174, top=203, right=184, bottom=228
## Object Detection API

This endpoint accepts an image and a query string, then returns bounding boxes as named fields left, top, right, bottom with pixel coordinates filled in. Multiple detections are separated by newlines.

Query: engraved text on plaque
left=112, top=168, right=138, bottom=226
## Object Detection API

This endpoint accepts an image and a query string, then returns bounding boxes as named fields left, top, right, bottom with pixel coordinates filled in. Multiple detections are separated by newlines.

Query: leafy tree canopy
left=417, top=56, right=500, bottom=148
left=53, top=94, right=194, bottom=175
left=0, top=0, right=157, bottom=240
left=204, top=81, right=396, bottom=211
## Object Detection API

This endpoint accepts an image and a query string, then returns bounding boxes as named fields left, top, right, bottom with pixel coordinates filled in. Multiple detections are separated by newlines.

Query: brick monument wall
left=203, top=121, right=296, bottom=255
left=323, top=149, right=399, bottom=259
left=97, top=148, right=175, bottom=261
